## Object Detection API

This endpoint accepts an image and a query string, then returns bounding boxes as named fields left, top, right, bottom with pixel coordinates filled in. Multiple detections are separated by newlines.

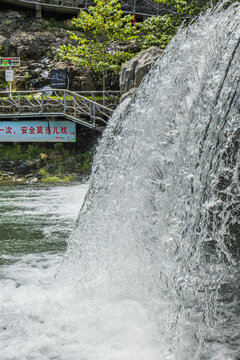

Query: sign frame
left=0, top=120, right=76, bottom=143
left=5, top=69, right=14, bottom=82
left=50, top=69, right=68, bottom=89
left=0, top=57, right=21, bottom=67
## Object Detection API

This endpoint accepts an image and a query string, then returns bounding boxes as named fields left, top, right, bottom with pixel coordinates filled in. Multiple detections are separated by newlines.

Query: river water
left=0, top=184, right=89, bottom=359
left=0, top=184, right=88, bottom=265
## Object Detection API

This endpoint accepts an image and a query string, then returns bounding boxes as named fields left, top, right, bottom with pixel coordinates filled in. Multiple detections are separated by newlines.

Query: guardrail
left=0, top=89, right=114, bottom=130
left=3, top=0, right=164, bottom=16
left=75, top=90, right=121, bottom=109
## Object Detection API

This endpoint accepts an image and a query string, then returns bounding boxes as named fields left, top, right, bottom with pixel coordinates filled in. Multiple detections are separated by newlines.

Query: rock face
left=0, top=9, right=118, bottom=91
left=119, top=46, right=163, bottom=98
left=0, top=159, right=40, bottom=175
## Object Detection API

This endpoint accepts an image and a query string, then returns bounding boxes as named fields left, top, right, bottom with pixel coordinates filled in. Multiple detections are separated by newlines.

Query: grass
left=41, top=174, right=73, bottom=183
left=0, top=94, right=119, bottom=103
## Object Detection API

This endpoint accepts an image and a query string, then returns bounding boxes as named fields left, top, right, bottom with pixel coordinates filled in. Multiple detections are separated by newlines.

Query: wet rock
left=120, top=87, right=137, bottom=102
left=16, top=177, right=25, bottom=183
left=0, top=160, right=15, bottom=172
left=14, top=160, right=39, bottom=176
left=119, top=46, right=163, bottom=95
left=45, top=163, right=55, bottom=172
left=25, top=174, right=35, bottom=179
left=29, top=177, right=38, bottom=184
left=14, top=161, right=30, bottom=176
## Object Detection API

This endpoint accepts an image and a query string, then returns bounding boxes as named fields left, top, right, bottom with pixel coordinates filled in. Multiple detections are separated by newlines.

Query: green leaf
left=59, top=0, right=139, bottom=79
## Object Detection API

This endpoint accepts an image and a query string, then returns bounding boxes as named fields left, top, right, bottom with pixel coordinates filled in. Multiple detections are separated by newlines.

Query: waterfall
left=59, top=2, right=240, bottom=359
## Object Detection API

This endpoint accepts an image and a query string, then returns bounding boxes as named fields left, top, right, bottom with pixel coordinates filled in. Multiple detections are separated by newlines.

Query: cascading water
left=1, top=2, right=240, bottom=360
left=60, top=2, right=240, bottom=359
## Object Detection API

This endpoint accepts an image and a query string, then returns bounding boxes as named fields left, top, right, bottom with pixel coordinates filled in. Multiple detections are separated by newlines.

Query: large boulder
left=119, top=46, right=163, bottom=97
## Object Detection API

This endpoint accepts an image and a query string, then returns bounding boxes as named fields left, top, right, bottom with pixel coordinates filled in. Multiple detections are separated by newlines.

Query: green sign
left=0, top=57, right=20, bottom=67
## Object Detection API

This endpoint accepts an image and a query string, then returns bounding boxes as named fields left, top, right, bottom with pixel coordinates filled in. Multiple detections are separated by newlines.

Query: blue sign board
left=0, top=121, right=76, bottom=142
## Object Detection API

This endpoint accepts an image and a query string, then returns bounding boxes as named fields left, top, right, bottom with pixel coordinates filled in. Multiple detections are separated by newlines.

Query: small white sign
left=5, top=69, right=14, bottom=82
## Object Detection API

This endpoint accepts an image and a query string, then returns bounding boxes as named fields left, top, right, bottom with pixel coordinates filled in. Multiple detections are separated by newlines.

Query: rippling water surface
left=0, top=184, right=88, bottom=265
left=0, top=184, right=89, bottom=360
left=0, top=184, right=88, bottom=263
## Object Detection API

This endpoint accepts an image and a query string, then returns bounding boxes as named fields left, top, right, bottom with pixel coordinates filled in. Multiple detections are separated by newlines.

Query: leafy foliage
left=58, top=0, right=139, bottom=74
left=138, top=0, right=236, bottom=49
left=59, top=0, right=238, bottom=74
left=155, top=0, right=220, bottom=17
left=137, top=14, right=176, bottom=50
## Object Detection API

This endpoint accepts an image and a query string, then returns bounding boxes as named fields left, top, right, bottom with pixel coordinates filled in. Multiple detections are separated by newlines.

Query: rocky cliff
left=119, top=46, right=163, bottom=100
left=0, top=7, right=118, bottom=91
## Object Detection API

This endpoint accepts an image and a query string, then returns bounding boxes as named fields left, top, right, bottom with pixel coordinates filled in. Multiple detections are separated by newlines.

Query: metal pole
left=9, top=82, right=12, bottom=99
left=103, top=90, right=105, bottom=107
left=36, top=4, right=42, bottom=19
left=18, top=92, right=20, bottom=113
left=41, top=91, right=43, bottom=113
left=93, top=103, right=95, bottom=127
left=74, top=98, right=76, bottom=118
left=63, top=91, right=66, bottom=113
left=9, top=66, right=12, bottom=99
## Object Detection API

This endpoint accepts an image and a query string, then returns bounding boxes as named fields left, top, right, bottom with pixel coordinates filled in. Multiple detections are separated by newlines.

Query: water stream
left=1, top=2, right=240, bottom=359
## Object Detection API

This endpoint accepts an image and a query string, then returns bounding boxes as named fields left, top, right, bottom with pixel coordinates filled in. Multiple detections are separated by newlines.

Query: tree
left=58, top=0, right=139, bottom=91
left=138, top=0, right=234, bottom=50
left=137, top=14, right=177, bottom=50
left=154, top=0, right=222, bottom=19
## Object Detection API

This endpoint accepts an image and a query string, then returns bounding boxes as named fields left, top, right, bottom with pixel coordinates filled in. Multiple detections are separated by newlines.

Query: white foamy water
left=0, top=184, right=89, bottom=359
left=1, top=2, right=240, bottom=359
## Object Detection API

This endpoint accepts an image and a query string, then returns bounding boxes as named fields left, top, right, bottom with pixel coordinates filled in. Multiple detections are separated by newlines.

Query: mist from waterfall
left=60, top=2, right=240, bottom=359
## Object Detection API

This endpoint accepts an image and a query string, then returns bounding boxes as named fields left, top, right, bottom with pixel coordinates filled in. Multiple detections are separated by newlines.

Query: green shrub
left=0, top=143, right=24, bottom=160
left=41, top=174, right=72, bottom=183
left=38, top=167, right=49, bottom=176
left=26, top=144, right=39, bottom=159
left=13, top=143, right=22, bottom=154
left=56, top=164, right=65, bottom=176
left=54, top=143, right=64, bottom=154
left=4, top=19, right=12, bottom=25
left=41, top=23, right=48, bottom=30
left=49, top=17, right=61, bottom=28
left=77, top=151, right=93, bottom=174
